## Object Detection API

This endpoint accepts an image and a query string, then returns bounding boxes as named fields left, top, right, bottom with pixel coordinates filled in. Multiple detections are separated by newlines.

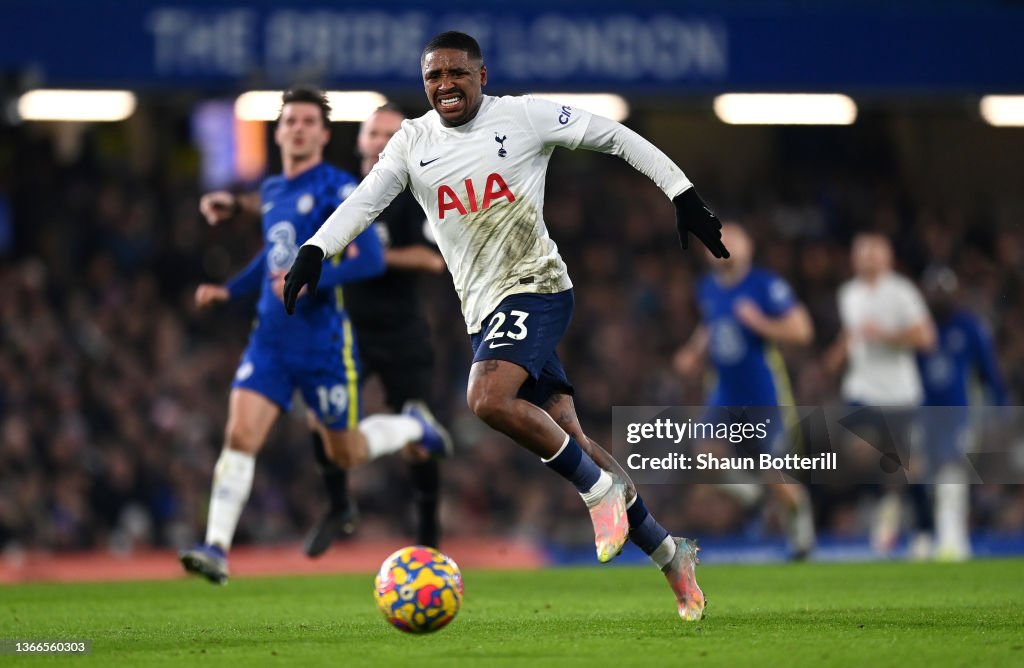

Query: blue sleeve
left=317, top=226, right=385, bottom=289
left=759, top=271, right=797, bottom=318
left=696, top=276, right=712, bottom=319
left=225, top=249, right=267, bottom=300
left=969, top=317, right=1008, bottom=405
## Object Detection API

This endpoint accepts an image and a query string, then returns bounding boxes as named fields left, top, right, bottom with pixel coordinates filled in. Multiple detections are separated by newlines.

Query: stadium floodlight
left=17, top=90, right=137, bottom=122
left=528, top=93, right=630, bottom=122
left=235, top=91, right=388, bottom=122
left=979, top=95, right=1024, bottom=127
left=713, top=93, right=857, bottom=125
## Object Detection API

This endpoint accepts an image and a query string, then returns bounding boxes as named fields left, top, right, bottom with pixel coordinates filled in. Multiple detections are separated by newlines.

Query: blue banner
left=2, top=1, right=1023, bottom=92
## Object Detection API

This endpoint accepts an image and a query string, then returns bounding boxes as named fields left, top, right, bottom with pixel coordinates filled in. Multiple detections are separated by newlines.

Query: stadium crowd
left=2, top=113, right=1023, bottom=555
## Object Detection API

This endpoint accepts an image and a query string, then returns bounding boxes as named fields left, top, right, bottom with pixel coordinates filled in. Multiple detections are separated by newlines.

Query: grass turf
left=3, top=560, right=1022, bottom=667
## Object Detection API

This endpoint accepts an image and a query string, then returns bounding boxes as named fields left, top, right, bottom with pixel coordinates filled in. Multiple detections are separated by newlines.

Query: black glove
left=673, top=188, right=729, bottom=258
left=283, top=245, right=325, bottom=314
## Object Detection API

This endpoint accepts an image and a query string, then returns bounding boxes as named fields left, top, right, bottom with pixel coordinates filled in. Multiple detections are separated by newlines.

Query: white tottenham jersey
left=838, top=272, right=930, bottom=406
left=307, top=95, right=692, bottom=332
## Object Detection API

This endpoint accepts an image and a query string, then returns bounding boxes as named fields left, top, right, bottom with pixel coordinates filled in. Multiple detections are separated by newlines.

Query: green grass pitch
left=4, top=560, right=1022, bottom=667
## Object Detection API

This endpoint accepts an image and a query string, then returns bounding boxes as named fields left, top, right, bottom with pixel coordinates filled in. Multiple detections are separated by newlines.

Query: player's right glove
left=673, top=188, right=729, bottom=258
left=283, top=245, right=325, bottom=315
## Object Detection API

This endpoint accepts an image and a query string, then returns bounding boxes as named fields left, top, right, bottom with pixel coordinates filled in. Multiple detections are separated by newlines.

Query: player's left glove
left=673, top=188, right=729, bottom=259
left=283, top=245, right=325, bottom=315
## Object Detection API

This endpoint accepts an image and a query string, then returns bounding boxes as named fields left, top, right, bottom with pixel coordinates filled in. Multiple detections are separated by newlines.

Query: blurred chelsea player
left=180, top=87, right=450, bottom=585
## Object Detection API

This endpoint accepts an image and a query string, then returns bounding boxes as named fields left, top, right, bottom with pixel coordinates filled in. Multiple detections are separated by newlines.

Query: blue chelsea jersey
left=697, top=267, right=797, bottom=406
left=917, top=310, right=1007, bottom=407
left=226, top=163, right=374, bottom=351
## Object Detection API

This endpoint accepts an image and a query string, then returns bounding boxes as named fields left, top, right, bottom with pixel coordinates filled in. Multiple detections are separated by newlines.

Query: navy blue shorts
left=842, top=403, right=920, bottom=472
left=469, top=290, right=575, bottom=407
left=920, top=406, right=971, bottom=475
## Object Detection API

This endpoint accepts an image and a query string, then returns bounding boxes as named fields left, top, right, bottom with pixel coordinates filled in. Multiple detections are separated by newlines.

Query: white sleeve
left=898, top=281, right=930, bottom=327
left=837, top=283, right=854, bottom=329
left=522, top=96, right=592, bottom=150
left=305, top=127, right=411, bottom=256
left=577, top=113, right=693, bottom=199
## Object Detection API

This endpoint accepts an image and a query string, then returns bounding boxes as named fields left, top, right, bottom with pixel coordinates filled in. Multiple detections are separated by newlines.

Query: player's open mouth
left=438, top=95, right=463, bottom=112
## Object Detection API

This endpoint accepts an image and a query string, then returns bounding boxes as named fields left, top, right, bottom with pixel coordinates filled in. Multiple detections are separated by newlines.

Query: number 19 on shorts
left=316, top=384, right=349, bottom=419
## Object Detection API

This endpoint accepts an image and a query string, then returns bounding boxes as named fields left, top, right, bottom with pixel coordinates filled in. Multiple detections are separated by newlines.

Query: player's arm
left=969, top=318, right=1009, bottom=405
left=736, top=302, right=814, bottom=346
left=283, top=130, right=411, bottom=314
left=823, top=331, right=848, bottom=376
left=223, top=249, right=267, bottom=300
left=673, top=325, right=709, bottom=378
left=386, top=246, right=446, bottom=274
left=577, top=114, right=727, bottom=258
left=318, top=226, right=386, bottom=287
left=859, top=281, right=935, bottom=351
left=523, top=98, right=726, bottom=258
left=861, top=316, right=935, bottom=351
left=199, top=191, right=261, bottom=225
left=196, top=249, right=267, bottom=309
left=736, top=275, right=813, bottom=346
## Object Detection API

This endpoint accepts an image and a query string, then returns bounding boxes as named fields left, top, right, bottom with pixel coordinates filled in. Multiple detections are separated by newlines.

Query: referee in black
left=305, top=103, right=448, bottom=555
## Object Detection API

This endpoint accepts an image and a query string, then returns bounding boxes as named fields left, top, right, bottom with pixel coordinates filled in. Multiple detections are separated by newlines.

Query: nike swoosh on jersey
left=488, top=342, right=514, bottom=348
left=419, top=157, right=441, bottom=166
left=261, top=202, right=275, bottom=214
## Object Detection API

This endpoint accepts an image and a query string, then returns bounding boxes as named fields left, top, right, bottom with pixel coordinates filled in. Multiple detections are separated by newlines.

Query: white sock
left=651, top=535, right=677, bottom=569
left=580, top=470, right=613, bottom=508
left=716, top=482, right=764, bottom=507
left=205, top=449, right=255, bottom=550
left=360, top=414, right=423, bottom=461
left=935, top=465, right=970, bottom=558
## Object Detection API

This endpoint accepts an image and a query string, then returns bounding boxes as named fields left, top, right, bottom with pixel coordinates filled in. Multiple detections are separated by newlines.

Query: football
left=373, top=546, right=464, bottom=634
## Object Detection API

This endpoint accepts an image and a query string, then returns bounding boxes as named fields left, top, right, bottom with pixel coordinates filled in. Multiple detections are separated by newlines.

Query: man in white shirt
left=827, top=232, right=936, bottom=554
left=284, top=31, right=729, bottom=621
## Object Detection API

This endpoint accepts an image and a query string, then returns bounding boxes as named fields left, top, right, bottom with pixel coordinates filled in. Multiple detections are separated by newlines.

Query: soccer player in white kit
left=827, top=232, right=936, bottom=555
left=284, top=31, right=729, bottom=621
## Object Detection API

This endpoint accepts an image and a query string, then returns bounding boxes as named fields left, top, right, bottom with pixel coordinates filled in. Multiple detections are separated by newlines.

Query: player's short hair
left=852, top=231, right=892, bottom=246
left=421, top=31, right=483, bottom=64
left=372, top=102, right=407, bottom=119
left=922, top=265, right=959, bottom=295
left=280, top=86, right=331, bottom=125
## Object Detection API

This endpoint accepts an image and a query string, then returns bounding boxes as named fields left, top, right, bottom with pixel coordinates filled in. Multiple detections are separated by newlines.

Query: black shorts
left=355, top=327, right=434, bottom=410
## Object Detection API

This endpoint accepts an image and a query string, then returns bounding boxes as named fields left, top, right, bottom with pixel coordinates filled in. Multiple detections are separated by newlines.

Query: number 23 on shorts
left=484, top=310, right=529, bottom=346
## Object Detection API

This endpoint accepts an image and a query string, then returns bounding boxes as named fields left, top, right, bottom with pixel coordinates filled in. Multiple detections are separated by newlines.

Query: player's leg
left=304, top=409, right=358, bottom=558
left=770, top=483, right=816, bottom=559
left=894, top=408, right=935, bottom=559
left=467, top=360, right=567, bottom=456
left=306, top=319, right=364, bottom=548
left=542, top=392, right=704, bottom=621
left=934, top=464, right=971, bottom=561
left=761, top=406, right=815, bottom=559
left=181, top=386, right=281, bottom=584
left=930, top=409, right=972, bottom=561
left=300, top=353, right=448, bottom=470
left=465, top=291, right=628, bottom=563
left=467, top=359, right=627, bottom=562
left=844, top=405, right=905, bottom=555
left=304, top=403, right=444, bottom=557
left=377, top=353, right=443, bottom=548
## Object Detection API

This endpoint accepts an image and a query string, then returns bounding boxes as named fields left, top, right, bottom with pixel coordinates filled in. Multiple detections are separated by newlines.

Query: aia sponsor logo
left=437, top=173, right=515, bottom=219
